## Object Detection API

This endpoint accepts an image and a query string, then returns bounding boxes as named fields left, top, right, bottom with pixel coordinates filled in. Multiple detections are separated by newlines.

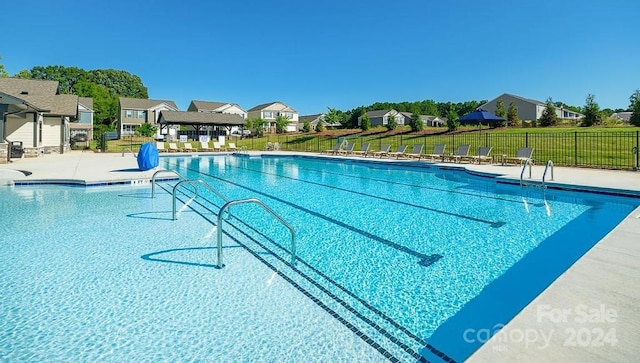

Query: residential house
left=187, top=100, right=247, bottom=136
left=118, top=97, right=178, bottom=139
left=480, top=93, right=583, bottom=122
left=358, top=110, right=405, bottom=127
left=399, top=112, right=446, bottom=127
left=611, top=112, right=632, bottom=122
left=247, top=101, right=299, bottom=133
left=298, top=113, right=342, bottom=131
left=0, top=77, right=81, bottom=160
left=70, top=97, right=94, bottom=147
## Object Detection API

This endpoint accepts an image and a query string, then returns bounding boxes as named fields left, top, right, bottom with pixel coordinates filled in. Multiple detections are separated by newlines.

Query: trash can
left=10, top=141, right=24, bottom=159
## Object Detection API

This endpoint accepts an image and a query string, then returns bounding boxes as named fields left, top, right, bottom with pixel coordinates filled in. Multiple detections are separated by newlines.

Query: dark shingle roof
left=0, top=78, right=79, bottom=116
left=0, top=77, right=60, bottom=111
left=365, top=109, right=394, bottom=118
left=188, top=100, right=228, bottom=111
left=119, top=97, right=178, bottom=110
left=49, top=94, right=79, bottom=116
left=78, top=97, right=93, bottom=110
left=158, top=111, right=245, bottom=126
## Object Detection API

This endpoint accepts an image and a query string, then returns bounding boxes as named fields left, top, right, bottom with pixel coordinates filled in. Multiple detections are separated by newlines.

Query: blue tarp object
left=137, top=142, right=159, bottom=171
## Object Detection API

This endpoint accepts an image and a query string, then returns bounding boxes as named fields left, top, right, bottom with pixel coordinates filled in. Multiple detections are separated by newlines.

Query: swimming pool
left=1, top=154, right=638, bottom=362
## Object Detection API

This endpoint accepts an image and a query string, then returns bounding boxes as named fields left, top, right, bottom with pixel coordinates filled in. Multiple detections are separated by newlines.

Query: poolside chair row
left=156, top=141, right=238, bottom=153
left=321, top=141, right=534, bottom=165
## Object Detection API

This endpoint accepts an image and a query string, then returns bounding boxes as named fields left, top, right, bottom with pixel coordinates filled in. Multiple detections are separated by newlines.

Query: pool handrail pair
left=520, top=159, right=555, bottom=187
left=152, top=172, right=296, bottom=269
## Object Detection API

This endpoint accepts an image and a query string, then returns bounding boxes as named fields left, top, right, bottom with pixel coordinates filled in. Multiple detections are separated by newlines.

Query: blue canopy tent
left=458, top=108, right=505, bottom=126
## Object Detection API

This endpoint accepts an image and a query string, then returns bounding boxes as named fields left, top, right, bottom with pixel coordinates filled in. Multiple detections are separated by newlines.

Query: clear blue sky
left=3, top=0, right=639, bottom=114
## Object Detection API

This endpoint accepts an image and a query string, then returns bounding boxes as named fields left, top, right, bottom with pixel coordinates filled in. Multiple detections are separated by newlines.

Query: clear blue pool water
left=1, top=154, right=638, bottom=362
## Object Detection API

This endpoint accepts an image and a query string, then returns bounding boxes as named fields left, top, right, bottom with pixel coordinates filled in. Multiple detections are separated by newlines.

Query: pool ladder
left=153, top=174, right=296, bottom=269
left=520, top=159, right=554, bottom=188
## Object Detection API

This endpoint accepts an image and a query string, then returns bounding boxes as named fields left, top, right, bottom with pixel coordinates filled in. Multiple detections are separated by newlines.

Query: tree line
left=0, top=60, right=147, bottom=129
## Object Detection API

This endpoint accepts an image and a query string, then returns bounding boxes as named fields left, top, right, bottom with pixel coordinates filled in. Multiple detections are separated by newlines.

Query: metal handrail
left=519, top=158, right=533, bottom=186
left=542, top=160, right=554, bottom=186
left=122, top=148, right=136, bottom=157
left=172, top=179, right=230, bottom=220
left=151, top=170, right=186, bottom=198
left=216, top=198, right=296, bottom=268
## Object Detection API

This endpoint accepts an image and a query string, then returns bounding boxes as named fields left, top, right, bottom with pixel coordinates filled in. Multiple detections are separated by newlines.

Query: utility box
left=10, top=141, right=24, bottom=159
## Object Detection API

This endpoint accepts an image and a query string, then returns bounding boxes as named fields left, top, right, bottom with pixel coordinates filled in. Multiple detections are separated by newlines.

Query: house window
left=78, top=111, right=92, bottom=124
left=135, top=110, right=147, bottom=119
left=263, top=111, right=273, bottom=119
left=125, top=110, right=133, bottom=118
left=284, top=112, right=293, bottom=119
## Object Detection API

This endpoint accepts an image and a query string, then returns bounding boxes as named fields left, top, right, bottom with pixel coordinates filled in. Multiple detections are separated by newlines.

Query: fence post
left=574, top=132, right=578, bottom=166
left=635, top=131, right=639, bottom=171
left=525, top=132, right=528, bottom=148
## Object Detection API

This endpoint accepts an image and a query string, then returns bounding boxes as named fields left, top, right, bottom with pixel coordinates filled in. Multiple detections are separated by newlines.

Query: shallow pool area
left=1, top=154, right=638, bottom=362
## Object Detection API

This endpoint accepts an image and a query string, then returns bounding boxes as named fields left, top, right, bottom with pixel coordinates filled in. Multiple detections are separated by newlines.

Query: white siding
left=222, top=105, right=247, bottom=119
left=42, top=117, right=61, bottom=147
left=5, top=113, right=35, bottom=147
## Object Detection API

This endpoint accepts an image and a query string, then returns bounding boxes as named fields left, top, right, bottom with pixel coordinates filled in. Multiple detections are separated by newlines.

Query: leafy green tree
left=495, top=99, right=506, bottom=118
left=538, top=97, right=558, bottom=127
left=629, top=89, right=640, bottom=127
left=581, top=94, right=602, bottom=127
left=85, top=69, right=148, bottom=98
left=315, top=120, right=325, bottom=132
left=13, top=69, right=31, bottom=78
left=246, top=117, right=266, bottom=136
left=0, top=56, right=8, bottom=77
left=360, top=112, right=371, bottom=131
left=495, top=99, right=507, bottom=127
left=324, top=107, right=345, bottom=126
left=386, top=114, right=397, bottom=130
left=302, top=120, right=311, bottom=133
left=75, top=80, right=118, bottom=125
left=507, top=102, right=520, bottom=127
left=408, top=109, right=424, bottom=131
left=446, top=109, right=459, bottom=131
left=275, top=114, right=290, bottom=133
left=135, top=122, right=157, bottom=137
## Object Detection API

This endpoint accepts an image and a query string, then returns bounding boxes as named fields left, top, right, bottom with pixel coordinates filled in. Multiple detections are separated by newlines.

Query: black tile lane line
left=162, top=184, right=455, bottom=363
left=227, top=212, right=440, bottom=350
left=166, top=161, right=449, bottom=267
left=195, top=161, right=506, bottom=228
left=152, top=183, right=413, bottom=362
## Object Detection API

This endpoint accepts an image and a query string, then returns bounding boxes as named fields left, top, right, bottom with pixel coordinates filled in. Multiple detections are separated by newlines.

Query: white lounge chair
left=213, top=142, right=223, bottom=152
left=504, top=147, right=534, bottom=165
left=200, top=141, right=211, bottom=151
left=403, top=144, right=424, bottom=159
left=387, top=145, right=408, bottom=159
left=336, top=142, right=355, bottom=155
left=424, top=144, right=446, bottom=161
left=227, top=142, right=238, bottom=152
left=371, top=144, right=391, bottom=158
left=444, top=144, right=470, bottom=163
left=156, top=141, right=167, bottom=152
left=462, top=146, right=492, bottom=164
left=324, top=139, right=346, bottom=154
left=168, top=143, right=181, bottom=152
left=352, top=143, right=370, bottom=157
left=183, top=142, right=195, bottom=152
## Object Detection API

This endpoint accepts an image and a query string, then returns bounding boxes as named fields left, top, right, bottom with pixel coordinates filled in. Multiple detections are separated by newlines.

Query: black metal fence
left=241, top=131, right=640, bottom=171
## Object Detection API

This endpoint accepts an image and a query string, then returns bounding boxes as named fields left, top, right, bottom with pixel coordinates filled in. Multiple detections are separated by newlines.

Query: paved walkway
left=1, top=151, right=639, bottom=362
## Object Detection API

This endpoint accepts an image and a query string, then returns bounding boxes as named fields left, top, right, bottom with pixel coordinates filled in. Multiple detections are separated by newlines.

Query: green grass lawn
left=103, top=126, right=640, bottom=170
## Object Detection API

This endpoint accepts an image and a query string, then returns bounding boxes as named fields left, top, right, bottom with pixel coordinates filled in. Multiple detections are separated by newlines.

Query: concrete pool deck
left=1, top=150, right=639, bottom=362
